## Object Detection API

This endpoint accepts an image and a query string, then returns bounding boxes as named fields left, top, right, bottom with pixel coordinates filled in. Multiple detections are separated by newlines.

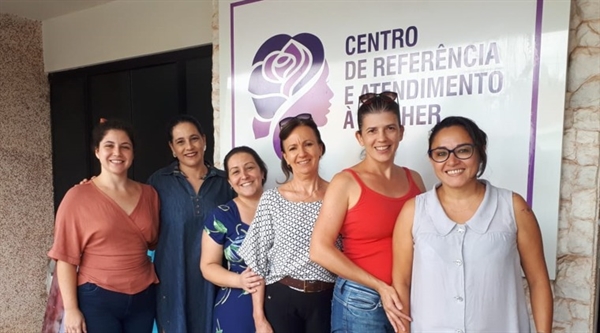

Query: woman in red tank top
left=310, top=91, right=425, bottom=333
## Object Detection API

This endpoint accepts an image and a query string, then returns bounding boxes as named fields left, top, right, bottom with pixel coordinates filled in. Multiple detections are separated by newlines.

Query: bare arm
left=310, top=172, right=381, bottom=288
left=310, top=172, right=380, bottom=288
left=310, top=172, right=408, bottom=332
left=200, top=232, right=262, bottom=291
left=251, top=282, right=273, bottom=333
left=513, top=193, right=553, bottom=333
left=392, top=199, right=416, bottom=331
left=56, top=260, right=87, bottom=333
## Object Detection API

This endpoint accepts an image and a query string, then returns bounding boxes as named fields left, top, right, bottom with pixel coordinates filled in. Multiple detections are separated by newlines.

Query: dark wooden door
left=130, top=64, right=180, bottom=182
left=89, top=71, right=133, bottom=177
left=49, top=46, right=212, bottom=211
left=49, top=76, right=89, bottom=210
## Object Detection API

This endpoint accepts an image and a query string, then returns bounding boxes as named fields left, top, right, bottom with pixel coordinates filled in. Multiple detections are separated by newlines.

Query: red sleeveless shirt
left=340, top=167, right=421, bottom=285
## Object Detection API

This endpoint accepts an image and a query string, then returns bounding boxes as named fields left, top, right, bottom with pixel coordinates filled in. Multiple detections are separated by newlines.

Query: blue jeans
left=331, top=278, right=394, bottom=333
left=77, top=283, right=156, bottom=333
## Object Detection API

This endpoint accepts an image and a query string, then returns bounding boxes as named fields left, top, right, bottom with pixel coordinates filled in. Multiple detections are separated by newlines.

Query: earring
left=172, top=152, right=176, bottom=158
left=204, top=146, right=207, bottom=152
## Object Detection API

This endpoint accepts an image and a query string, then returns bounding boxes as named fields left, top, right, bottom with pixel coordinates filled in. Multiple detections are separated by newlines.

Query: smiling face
left=282, top=125, right=323, bottom=177
left=226, top=152, right=265, bottom=199
left=356, top=111, right=404, bottom=163
left=429, top=125, right=481, bottom=188
left=95, top=129, right=133, bottom=176
left=169, top=121, right=206, bottom=169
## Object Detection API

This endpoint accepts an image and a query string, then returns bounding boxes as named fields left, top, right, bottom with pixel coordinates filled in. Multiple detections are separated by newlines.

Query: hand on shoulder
left=75, top=176, right=96, bottom=187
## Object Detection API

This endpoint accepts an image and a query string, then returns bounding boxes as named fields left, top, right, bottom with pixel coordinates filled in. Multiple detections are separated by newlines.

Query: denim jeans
left=77, top=283, right=156, bottom=333
left=331, top=277, right=394, bottom=333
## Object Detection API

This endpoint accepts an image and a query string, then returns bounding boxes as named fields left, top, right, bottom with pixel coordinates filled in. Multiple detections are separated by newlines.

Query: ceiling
left=0, top=0, right=113, bottom=21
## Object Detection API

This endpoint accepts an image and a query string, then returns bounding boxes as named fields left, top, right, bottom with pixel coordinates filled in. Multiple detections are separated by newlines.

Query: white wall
left=42, top=0, right=213, bottom=72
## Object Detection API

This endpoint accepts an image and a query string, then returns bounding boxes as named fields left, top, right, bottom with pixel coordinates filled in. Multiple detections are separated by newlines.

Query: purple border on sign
left=230, top=0, right=262, bottom=146
left=527, top=0, right=544, bottom=206
left=230, top=0, right=545, bottom=204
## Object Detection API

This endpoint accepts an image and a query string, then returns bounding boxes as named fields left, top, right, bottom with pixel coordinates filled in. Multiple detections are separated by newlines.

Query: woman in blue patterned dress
left=200, top=146, right=269, bottom=333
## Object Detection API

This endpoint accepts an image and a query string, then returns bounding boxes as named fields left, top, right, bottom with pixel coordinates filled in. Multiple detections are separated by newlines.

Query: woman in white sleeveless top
left=392, top=116, right=553, bottom=332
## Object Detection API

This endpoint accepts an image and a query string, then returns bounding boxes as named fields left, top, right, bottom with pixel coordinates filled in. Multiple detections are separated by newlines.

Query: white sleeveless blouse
left=410, top=180, right=530, bottom=332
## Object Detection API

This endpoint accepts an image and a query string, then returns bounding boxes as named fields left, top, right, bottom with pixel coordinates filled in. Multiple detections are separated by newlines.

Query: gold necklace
left=294, top=184, right=323, bottom=202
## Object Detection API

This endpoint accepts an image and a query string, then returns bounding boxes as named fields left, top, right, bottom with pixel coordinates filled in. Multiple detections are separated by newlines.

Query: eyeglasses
left=428, top=143, right=476, bottom=163
left=278, top=113, right=313, bottom=129
left=358, top=91, right=398, bottom=105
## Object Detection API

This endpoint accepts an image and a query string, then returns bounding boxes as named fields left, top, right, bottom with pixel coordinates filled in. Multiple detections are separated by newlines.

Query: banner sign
left=219, top=0, right=571, bottom=278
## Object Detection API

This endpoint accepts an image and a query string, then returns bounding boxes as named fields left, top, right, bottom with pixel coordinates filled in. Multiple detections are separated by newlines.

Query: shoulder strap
left=402, top=167, right=420, bottom=193
left=343, top=168, right=367, bottom=190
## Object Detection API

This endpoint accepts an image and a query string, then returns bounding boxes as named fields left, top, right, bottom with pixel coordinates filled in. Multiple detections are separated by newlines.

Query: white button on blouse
left=409, top=181, right=531, bottom=332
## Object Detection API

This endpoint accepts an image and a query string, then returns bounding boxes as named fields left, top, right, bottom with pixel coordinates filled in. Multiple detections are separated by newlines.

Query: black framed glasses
left=428, top=143, right=476, bottom=163
left=358, top=91, right=398, bottom=105
left=278, top=113, right=313, bottom=129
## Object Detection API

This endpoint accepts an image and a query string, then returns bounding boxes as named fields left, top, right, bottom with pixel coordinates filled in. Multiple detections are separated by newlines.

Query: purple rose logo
left=261, top=40, right=311, bottom=97
left=248, top=33, right=333, bottom=157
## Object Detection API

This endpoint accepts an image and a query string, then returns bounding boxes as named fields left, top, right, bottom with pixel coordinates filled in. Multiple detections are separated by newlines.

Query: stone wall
left=0, top=13, right=54, bottom=333
left=553, top=0, right=600, bottom=331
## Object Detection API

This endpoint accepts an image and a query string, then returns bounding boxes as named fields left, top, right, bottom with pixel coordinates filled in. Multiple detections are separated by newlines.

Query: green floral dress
left=204, top=200, right=253, bottom=333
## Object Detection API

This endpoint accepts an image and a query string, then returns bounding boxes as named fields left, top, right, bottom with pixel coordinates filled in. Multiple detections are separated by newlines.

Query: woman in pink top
left=310, top=91, right=425, bottom=333
left=48, top=119, right=159, bottom=333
